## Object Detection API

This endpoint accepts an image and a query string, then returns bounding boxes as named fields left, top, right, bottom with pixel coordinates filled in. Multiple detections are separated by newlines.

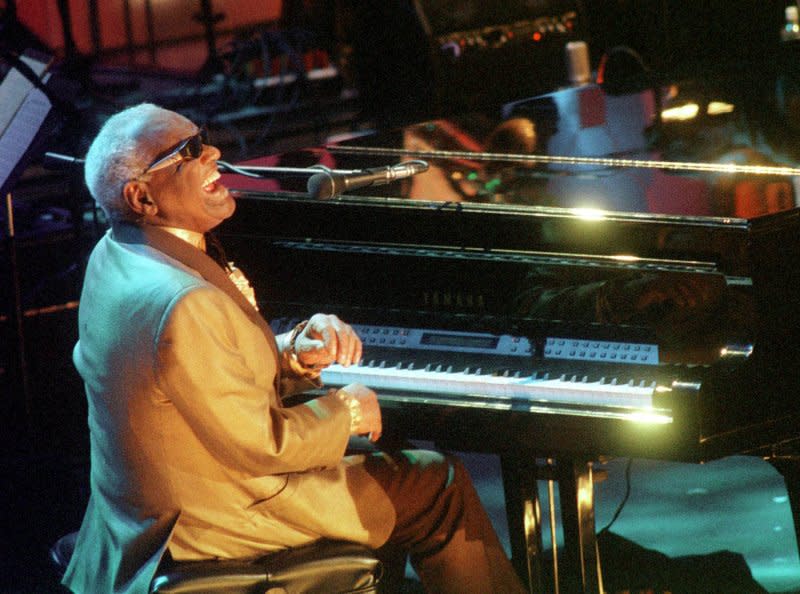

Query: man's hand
left=338, top=383, right=382, bottom=442
left=294, top=313, right=363, bottom=370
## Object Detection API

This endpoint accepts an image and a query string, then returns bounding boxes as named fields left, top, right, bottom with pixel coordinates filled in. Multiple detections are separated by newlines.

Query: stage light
left=707, top=101, right=735, bottom=115
left=661, top=102, right=700, bottom=122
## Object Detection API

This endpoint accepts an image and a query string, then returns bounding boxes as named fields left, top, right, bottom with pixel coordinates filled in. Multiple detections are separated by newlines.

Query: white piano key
left=321, top=362, right=654, bottom=409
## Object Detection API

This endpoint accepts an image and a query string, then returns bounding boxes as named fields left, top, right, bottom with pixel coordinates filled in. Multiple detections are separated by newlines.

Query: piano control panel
left=350, top=323, right=534, bottom=358
left=544, top=337, right=658, bottom=365
left=272, top=318, right=534, bottom=357
left=272, top=319, right=659, bottom=366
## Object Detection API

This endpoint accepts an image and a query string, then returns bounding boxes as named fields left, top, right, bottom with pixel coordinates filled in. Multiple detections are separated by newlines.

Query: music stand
left=1, top=48, right=54, bottom=444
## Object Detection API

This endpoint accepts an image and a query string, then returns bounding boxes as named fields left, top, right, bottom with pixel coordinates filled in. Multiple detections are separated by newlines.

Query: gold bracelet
left=336, top=389, right=363, bottom=434
left=288, top=320, right=308, bottom=355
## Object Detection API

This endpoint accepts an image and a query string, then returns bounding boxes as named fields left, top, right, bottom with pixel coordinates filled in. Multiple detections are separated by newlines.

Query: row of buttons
left=362, top=336, right=409, bottom=346
left=544, top=349, right=651, bottom=362
left=544, top=337, right=659, bottom=364
left=357, top=326, right=408, bottom=346
left=438, top=16, right=577, bottom=57
left=547, top=339, right=654, bottom=352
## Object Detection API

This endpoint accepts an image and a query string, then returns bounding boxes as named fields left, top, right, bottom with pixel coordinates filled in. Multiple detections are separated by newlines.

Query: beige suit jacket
left=63, top=225, right=395, bottom=594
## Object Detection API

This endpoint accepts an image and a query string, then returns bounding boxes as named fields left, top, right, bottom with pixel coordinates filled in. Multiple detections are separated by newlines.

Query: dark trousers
left=364, top=449, right=526, bottom=594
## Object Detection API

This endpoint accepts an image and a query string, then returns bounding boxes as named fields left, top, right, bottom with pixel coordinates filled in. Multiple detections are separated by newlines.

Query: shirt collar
left=159, top=226, right=206, bottom=251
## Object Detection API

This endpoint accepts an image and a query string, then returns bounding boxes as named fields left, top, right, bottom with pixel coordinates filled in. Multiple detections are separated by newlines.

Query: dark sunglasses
left=144, top=128, right=209, bottom=174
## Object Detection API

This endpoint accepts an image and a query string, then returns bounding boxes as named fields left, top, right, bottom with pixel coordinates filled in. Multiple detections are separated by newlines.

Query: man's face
left=140, top=113, right=235, bottom=233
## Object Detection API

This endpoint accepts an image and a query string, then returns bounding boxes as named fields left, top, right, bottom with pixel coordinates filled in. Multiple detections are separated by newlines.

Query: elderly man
left=63, top=103, right=525, bottom=594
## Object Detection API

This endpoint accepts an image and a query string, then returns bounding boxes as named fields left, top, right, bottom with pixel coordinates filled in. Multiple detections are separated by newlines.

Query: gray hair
left=84, top=103, right=192, bottom=222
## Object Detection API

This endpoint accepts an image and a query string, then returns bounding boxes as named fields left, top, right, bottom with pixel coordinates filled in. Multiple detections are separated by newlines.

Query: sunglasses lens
left=183, top=134, right=204, bottom=159
left=187, top=129, right=209, bottom=158
left=144, top=129, right=208, bottom=173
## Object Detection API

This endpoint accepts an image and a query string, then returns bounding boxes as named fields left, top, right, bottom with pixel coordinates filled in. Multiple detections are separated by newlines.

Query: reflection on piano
left=218, top=82, right=800, bottom=592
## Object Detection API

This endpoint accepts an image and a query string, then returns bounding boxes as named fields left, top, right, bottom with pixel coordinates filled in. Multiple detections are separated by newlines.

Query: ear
left=123, top=180, right=157, bottom=217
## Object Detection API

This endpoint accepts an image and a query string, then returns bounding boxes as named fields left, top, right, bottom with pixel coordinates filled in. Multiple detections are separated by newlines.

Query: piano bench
left=50, top=531, right=385, bottom=594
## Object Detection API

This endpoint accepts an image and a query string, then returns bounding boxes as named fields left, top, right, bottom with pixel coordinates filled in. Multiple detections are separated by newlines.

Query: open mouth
left=202, top=170, right=223, bottom=193
left=201, top=169, right=233, bottom=209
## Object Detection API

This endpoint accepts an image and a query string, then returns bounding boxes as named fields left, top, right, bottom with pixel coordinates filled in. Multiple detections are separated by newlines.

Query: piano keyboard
left=272, top=320, right=664, bottom=415
left=321, top=362, right=657, bottom=409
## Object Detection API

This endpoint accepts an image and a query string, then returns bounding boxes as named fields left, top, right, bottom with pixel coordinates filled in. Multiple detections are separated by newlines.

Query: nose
left=201, top=143, right=221, bottom=162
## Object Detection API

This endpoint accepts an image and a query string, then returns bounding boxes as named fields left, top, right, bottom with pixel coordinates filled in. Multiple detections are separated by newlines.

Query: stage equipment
left=339, top=0, right=582, bottom=124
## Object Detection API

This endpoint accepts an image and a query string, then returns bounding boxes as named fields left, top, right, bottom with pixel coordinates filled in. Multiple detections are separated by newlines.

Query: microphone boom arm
left=217, top=161, right=364, bottom=179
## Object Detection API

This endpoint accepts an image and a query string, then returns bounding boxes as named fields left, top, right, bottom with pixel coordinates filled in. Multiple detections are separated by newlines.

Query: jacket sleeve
left=153, top=285, right=352, bottom=475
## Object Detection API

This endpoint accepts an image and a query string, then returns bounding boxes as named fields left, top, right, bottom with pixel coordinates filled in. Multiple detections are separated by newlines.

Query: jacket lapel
left=112, top=222, right=281, bottom=386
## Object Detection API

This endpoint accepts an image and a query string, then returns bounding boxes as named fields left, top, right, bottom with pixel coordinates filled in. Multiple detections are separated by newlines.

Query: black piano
left=216, top=82, right=800, bottom=592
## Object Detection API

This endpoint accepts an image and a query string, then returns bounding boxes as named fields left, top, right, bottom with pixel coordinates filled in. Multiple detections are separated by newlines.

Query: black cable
left=598, top=457, right=633, bottom=534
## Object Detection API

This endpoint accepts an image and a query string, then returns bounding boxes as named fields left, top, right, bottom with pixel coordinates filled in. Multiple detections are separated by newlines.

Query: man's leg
left=365, top=449, right=526, bottom=594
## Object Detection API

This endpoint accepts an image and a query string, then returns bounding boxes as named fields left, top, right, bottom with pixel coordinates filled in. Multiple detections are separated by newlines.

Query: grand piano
left=216, top=80, right=800, bottom=592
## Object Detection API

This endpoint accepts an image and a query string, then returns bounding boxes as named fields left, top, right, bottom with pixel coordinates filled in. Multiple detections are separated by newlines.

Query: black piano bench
left=50, top=531, right=385, bottom=593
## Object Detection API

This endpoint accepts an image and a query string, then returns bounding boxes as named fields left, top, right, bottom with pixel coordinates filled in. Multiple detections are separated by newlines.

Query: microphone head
left=307, top=170, right=338, bottom=199
left=405, top=160, right=429, bottom=174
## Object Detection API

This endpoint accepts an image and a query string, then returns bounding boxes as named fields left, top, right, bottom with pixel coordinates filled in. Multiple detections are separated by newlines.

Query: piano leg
left=501, top=456, right=604, bottom=594
left=501, top=456, right=544, bottom=593
left=559, top=460, right=604, bottom=594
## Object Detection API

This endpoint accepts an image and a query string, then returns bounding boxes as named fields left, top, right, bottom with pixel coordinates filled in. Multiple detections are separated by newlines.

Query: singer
left=62, top=103, right=525, bottom=594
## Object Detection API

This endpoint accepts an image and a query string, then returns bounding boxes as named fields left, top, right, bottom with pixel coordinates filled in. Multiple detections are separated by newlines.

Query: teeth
left=202, top=171, right=221, bottom=187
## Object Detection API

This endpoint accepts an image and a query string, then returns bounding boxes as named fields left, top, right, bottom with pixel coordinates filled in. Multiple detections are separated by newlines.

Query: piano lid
left=221, top=80, right=800, bottom=282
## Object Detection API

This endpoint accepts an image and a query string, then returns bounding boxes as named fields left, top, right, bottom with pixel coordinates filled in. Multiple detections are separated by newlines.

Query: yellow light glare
left=707, top=101, right=735, bottom=115
left=578, top=482, right=593, bottom=507
left=611, top=254, right=639, bottom=262
left=661, top=103, right=700, bottom=121
left=720, top=344, right=753, bottom=358
left=571, top=207, right=606, bottom=220
left=626, top=410, right=673, bottom=424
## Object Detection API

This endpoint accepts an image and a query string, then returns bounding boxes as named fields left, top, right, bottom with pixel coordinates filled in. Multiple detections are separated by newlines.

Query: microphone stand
left=217, top=160, right=359, bottom=178
left=4, top=192, right=33, bottom=442
left=219, top=159, right=429, bottom=198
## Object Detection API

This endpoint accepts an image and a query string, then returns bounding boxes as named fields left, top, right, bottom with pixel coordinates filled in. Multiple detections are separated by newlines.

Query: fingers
left=305, top=314, right=362, bottom=367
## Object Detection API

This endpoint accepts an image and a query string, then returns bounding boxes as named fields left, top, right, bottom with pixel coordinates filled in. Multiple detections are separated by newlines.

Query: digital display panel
left=421, top=332, right=499, bottom=349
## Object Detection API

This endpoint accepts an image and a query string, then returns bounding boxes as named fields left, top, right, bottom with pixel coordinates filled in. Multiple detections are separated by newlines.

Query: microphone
left=307, top=160, right=429, bottom=199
